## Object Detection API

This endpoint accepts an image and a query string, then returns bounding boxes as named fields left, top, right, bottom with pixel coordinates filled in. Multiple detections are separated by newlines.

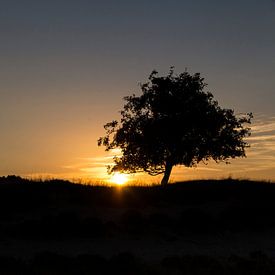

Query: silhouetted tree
left=98, top=68, right=252, bottom=185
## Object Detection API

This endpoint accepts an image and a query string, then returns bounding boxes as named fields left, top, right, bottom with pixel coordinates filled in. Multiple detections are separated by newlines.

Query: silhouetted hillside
left=1, top=175, right=275, bottom=274
left=1, top=175, right=275, bottom=235
left=1, top=175, right=275, bottom=207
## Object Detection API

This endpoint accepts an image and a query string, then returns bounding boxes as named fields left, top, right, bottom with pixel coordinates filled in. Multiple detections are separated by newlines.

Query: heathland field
left=1, top=176, right=275, bottom=274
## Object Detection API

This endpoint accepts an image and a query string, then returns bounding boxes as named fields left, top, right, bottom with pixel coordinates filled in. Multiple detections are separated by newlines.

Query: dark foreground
left=1, top=175, right=275, bottom=274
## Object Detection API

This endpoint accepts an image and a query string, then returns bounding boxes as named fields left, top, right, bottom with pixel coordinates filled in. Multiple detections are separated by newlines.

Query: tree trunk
left=161, top=163, right=173, bottom=186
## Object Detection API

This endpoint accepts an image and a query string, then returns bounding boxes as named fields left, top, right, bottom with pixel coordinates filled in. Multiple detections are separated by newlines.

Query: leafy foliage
left=98, top=68, right=252, bottom=184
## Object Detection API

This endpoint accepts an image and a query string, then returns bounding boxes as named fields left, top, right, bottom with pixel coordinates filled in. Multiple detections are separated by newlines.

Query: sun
left=110, top=173, right=129, bottom=185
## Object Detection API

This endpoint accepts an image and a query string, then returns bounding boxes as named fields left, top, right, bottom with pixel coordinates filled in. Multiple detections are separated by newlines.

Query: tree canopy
left=98, top=68, right=252, bottom=185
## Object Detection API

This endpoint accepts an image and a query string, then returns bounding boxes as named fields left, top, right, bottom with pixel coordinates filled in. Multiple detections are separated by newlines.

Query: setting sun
left=110, top=173, right=129, bottom=185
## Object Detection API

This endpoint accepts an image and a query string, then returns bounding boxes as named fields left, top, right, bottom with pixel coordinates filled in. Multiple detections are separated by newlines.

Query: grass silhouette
left=1, top=175, right=275, bottom=274
left=1, top=175, right=275, bottom=234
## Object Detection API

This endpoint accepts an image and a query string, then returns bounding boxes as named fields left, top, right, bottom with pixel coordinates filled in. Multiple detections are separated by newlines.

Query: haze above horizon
left=1, top=0, right=275, bottom=183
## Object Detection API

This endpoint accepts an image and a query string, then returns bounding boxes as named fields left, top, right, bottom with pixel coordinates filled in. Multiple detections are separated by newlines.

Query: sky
left=0, top=0, right=275, bottom=183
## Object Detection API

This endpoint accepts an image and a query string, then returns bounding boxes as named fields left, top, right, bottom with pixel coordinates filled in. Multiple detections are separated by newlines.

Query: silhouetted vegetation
left=98, top=68, right=252, bottom=185
left=1, top=176, right=275, bottom=236
left=0, top=251, right=275, bottom=274
left=1, top=176, right=275, bottom=273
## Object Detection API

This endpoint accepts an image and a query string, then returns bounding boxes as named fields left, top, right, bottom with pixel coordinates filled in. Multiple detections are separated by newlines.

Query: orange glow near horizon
left=6, top=116, right=275, bottom=184
left=109, top=173, right=129, bottom=185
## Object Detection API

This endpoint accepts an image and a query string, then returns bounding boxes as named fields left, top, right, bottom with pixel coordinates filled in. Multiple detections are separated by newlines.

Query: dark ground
left=1, top=175, right=275, bottom=274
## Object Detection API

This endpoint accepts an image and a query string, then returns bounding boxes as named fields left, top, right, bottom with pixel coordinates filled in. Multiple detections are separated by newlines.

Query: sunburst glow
left=110, top=173, right=129, bottom=185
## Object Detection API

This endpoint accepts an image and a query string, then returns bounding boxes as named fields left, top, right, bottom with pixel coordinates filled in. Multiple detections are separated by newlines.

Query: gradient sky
left=1, top=0, right=275, bottom=183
